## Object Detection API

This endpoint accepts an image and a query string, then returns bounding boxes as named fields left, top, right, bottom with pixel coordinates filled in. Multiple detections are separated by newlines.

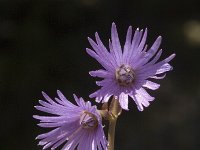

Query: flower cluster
left=34, top=23, right=175, bottom=149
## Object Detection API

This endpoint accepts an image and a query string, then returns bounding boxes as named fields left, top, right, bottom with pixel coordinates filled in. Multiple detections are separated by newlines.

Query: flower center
left=115, top=64, right=135, bottom=87
left=80, top=111, right=98, bottom=129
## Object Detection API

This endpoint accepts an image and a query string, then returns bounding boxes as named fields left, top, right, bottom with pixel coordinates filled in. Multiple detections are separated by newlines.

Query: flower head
left=86, top=23, right=175, bottom=111
left=33, top=90, right=107, bottom=150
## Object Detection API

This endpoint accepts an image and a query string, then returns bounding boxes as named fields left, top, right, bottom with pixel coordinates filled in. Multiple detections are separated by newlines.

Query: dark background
left=0, top=0, right=199, bottom=149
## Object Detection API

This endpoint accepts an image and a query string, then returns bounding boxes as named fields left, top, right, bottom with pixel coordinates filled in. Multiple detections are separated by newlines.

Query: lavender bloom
left=33, top=90, right=107, bottom=150
left=86, top=23, right=175, bottom=111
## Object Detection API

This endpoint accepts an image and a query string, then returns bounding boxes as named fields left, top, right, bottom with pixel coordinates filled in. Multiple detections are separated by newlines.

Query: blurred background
left=0, top=0, right=199, bottom=149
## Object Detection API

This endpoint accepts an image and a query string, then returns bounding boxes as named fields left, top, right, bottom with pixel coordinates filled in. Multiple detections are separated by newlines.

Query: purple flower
left=86, top=23, right=175, bottom=111
left=33, top=90, right=107, bottom=150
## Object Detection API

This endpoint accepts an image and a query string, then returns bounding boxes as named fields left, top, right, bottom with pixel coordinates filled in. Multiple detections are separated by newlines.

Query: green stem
left=108, top=117, right=117, bottom=150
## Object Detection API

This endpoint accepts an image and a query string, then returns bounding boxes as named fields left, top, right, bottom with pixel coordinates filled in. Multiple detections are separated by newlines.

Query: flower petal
left=86, top=48, right=114, bottom=72
left=111, top=22, right=123, bottom=65
left=119, top=93, right=129, bottom=110
left=123, top=26, right=133, bottom=63
left=89, top=70, right=112, bottom=78
left=143, top=80, right=160, bottom=90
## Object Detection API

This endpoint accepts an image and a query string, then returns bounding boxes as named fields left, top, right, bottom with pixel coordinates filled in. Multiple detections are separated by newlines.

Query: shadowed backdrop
left=0, top=0, right=199, bottom=149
